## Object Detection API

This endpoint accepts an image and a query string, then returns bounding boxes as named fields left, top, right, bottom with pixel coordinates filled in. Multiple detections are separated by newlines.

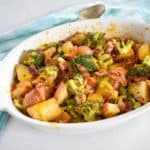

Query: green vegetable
left=126, top=96, right=142, bottom=109
left=133, top=102, right=141, bottom=109
left=71, top=54, right=98, bottom=72
left=45, top=42, right=60, bottom=48
left=13, top=99, right=25, bottom=112
left=128, top=64, right=150, bottom=76
left=119, top=86, right=127, bottom=96
left=84, top=32, right=106, bottom=50
left=112, top=39, right=134, bottom=59
left=21, top=50, right=43, bottom=67
left=67, top=74, right=85, bottom=95
left=98, top=52, right=113, bottom=69
left=38, top=42, right=61, bottom=50
left=61, top=98, right=76, bottom=106
left=63, top=100, right=101, bottom=122
left=40, top=65, right=58, bottom=78
left=142, top=55, right=150, bottom=67
left=128, top=55, right=150, bottom=76
left=77, top=101, right=101, bottom=121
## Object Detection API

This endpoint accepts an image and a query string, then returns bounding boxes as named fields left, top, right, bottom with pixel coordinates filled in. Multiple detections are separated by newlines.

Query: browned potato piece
left=61, top=41, right=74, bottom=54
left=138, top=43, right=150, bottom=60
left=87, top=93, right=104, bottom=103
left=70, top=32, right=86, bottom=46
left=27, top=98, right=62, bottom=121
left=12, top=81, right=32, bottom=99
left=102, top=103, right=120, bottom=118
left=43, top=47, right=56, bottom=62
left=97, top=77, right=118, bottom=100
left=146, top=80, right=150, bottom=88
left=16, top=64, right=32, bottom=81
left=128, top=81, right=150, bottom=104
left=54, top=82, right=68, bottom=104
left=54, top=112, right=71, bottom=123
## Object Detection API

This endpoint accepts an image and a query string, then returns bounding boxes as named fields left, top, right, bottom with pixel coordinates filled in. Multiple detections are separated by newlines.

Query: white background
left=0, top=0, right=150, bottom=150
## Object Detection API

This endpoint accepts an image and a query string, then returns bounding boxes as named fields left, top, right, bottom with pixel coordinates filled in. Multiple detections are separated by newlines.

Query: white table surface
left=0, top=0, right=150, bottom=149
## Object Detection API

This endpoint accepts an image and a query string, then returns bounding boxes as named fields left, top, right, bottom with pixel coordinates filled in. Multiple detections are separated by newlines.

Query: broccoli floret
left=67, top=74, right=85, bottom=95
left=112, top=39, right=134, bottom=59
left=142, top=55, right=150, bottom=67
left=38, top=42, right=61, bottom=50
left=133, top=102, right=141, bottom=109
left=128, top=64, right=150, bottom=76
left=21, top=50, right=43, bottom=67
left=13, top=99, right=26, bottom=113
left=77, top=101, right=101, bottom=121
left=71, top=54, right=98, bottom=72
left=62, top=98, right=76, bottom=106
left=119, top=86, right=127, bottom=96
left=40, top=65, right=58, bottom=78
left=98, top=52, right=113, bottom=69
left=84, top=32, right=106, bottom=50
left=63, top=100, right=101, bottom=122
left=45, top=42, right=60, bottom=48
left=128, top=55, right=150, bottom=76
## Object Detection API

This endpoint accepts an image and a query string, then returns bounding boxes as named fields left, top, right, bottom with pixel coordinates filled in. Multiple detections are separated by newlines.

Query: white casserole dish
left=0, top=19, right=150, bottom=134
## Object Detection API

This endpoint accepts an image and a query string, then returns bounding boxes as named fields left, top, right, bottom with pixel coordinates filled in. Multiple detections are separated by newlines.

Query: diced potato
left=44, top=47, right=56, bottom=58
left=88, top=78, right=118, bottom=102
left=54, top=82, right=68, bottom=104
left=27, top=98, right=62, bottom=121
left=88, top=93, right=104, bottom=103
left=70, top=32, right=86, bottom=46
left=109, top=63, right=121, bottom=69
left=97, top=77, right=118, bottom=100
left=11, top=81, right=33, bottom=99
left=138, top=43, right=150, bottom=60
left=61, top=41, right=74, bottom=54
left=102, top=103, right=120, bottom=118
left=128, top=81, right=149, bottom=103
left=54, top=111, right=71, bottom=123
left=146, top=80, right=150, bottom=88
left=16, top=64, right=32, bottom=81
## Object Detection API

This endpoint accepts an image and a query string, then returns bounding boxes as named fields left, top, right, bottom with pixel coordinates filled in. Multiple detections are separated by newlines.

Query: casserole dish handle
left=0, top=60, right=7, bottom=111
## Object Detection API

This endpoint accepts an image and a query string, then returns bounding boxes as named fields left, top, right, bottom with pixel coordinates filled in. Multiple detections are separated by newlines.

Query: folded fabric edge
left=0, top=112, right=9, bottom=133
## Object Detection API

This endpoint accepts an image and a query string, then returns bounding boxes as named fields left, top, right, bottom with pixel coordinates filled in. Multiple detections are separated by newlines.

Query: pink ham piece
left=76, top=46, right=93, bottom=55
left=104, top=41, right=115, bottom=53
left=23, top=83, right=50, bottom=107
left=108, top=67, right=127, bottom=89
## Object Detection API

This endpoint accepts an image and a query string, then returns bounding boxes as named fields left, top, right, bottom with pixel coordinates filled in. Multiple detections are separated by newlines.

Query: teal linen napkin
left=0, top=0, right=149, bottom=132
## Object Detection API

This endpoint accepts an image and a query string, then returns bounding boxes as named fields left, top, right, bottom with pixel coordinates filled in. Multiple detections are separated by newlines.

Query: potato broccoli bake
left=11, top=32, right=150, bottom=123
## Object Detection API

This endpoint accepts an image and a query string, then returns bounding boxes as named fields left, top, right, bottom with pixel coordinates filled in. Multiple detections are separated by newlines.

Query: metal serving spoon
left=78, top=4, right=105, bottom=20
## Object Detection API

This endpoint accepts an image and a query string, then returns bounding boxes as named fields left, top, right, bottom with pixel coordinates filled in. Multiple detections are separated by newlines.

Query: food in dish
left=11, top=32, right=150, bottom=123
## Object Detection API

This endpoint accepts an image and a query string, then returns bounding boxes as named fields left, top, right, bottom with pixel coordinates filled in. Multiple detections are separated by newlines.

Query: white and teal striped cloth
left=0, top=0, right=149, bottom=132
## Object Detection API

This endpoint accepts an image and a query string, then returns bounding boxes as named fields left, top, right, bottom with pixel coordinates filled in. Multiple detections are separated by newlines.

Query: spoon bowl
left=78, top=4, right=105, bottom=20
